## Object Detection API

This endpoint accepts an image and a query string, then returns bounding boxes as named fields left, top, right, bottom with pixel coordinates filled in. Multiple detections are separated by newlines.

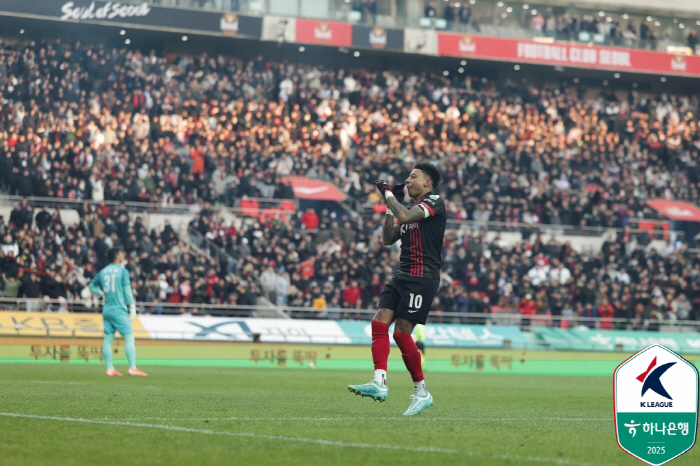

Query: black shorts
left=378, top=275, right=440, bottom=325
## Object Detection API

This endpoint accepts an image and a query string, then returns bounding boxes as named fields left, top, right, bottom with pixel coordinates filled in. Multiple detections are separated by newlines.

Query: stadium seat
left=239, top=199, right=260, bottom=217
left=259, top=208, right=289, bottom=224
left=637, top=221, right=658, bottom=239
left=280, top=200, right=297, bottom=213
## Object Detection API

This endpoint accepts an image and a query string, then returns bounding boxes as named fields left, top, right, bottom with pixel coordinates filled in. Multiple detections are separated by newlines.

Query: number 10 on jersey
left=408, top=293, right=423, bottom=312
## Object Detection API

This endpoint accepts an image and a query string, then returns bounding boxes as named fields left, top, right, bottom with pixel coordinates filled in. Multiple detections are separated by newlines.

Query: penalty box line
left=1, top=412, right=612, bottom=466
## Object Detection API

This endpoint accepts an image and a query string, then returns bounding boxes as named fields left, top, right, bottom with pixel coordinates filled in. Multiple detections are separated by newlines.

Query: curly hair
left=414, top=162, right=442, bottom=189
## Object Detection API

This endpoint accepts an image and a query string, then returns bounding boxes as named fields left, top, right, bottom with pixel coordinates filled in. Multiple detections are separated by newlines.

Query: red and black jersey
left=396, top=192, right=446, bottom=279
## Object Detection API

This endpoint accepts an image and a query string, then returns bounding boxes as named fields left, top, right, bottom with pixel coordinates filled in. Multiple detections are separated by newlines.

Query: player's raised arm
left=382, top=202, right=402, bottom=245
left=386, top=197, right=428, bottom=225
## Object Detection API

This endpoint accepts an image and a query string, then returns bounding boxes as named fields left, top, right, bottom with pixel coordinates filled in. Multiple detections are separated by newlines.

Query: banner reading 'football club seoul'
left=437, top=32, right=700, bottom=77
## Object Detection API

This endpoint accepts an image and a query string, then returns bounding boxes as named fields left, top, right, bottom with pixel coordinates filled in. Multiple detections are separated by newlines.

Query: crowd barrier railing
left=0, top=297, right=697, bottom=333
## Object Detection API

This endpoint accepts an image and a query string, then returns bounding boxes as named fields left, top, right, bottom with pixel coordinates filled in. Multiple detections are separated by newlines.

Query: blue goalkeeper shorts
left=103, top=312, right=133, bottom=336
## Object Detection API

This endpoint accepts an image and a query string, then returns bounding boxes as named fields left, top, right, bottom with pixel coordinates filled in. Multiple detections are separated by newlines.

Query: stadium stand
left=104, top=0, right=698, bottom=52
left=1, top=39, right=697, bottom=229
left=1, top=37, right=700, bottom=331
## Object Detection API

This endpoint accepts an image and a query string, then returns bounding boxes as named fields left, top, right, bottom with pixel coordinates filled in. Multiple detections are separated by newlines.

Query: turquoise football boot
left=348, top=381, right=388, bottom=402
left=402, top=391, right=433, bottom=415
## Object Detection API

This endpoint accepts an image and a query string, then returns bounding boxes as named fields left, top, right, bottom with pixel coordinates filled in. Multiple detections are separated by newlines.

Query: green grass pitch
left=1, top=364, right=696, bottom=466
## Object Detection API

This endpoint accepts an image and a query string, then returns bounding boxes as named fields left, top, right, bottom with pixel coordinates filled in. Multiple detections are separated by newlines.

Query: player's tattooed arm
left=386, top=196, right=426, bottom=224
left=382, top=212, right=401, bottom=245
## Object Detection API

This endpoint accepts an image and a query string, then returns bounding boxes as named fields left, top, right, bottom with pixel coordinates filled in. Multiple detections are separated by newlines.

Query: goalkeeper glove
left=129, top=304, right=136, bottom=321
left=391, top=183, right=406, bottom=202
left=374, top=180, right=392, bottom=197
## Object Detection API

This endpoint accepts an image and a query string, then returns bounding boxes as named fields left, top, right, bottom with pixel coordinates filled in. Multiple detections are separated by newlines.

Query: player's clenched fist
left=374, top=180, right=392, bottom=196
left=391, top=183, right=406, bottom=202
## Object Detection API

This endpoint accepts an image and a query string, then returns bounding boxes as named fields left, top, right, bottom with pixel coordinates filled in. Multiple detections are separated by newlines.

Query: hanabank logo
left=637, top=356, right=675, bottom=407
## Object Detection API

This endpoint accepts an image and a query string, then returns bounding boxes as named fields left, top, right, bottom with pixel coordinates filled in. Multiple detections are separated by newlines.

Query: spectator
left=365, top=0, right=377, bottom=25
left=260, top=264, right=279, bottom=302
left=671, top=293, right=691, bottom=321
left=517, top=293, right=537, bottom=328
left=549, top=261, right=571, bottom=285
left=581, top=303, right=599, bottom=329
left=444, top=2, right=456, bottom=30
left=301, top=209, right=320, bottom=230
left=21, top=273, right=43, bottom=312
left=9, top=200, right=33, bottom=230
left=598, top=298, right=615, bottom=330
left=532, top=13, right=545, bottom=37
left=688, top=30, right=699, bottom=53
left=527, top=259, right=548, bottom=286
left=275, top=272, right=291, bottom=306
left=35, top=206, right=52, bottom=231
left=342, top=280, right=362, bottom=307
left=424, top=1, right=436, bottom=21
left=458, top=4, right=471, bottom=32
left=2, top=273, right=20, bottom=298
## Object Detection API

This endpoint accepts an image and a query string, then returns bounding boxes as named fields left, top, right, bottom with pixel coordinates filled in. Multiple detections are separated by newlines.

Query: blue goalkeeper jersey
left=91, top=264, right=133, bottom=314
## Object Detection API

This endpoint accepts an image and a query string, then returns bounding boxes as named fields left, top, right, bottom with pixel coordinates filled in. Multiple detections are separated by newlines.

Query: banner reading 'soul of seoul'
left=437, top=32, right=700, bottom=77
left=0, top=0, right=263, bottom=38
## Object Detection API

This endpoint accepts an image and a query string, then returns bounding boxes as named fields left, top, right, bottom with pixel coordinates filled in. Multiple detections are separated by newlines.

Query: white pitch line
left=118, top=416, right=611, bottom=422
left=0, top=412, right=614, bottom=466
left=31, top=381, right=90, bottom=385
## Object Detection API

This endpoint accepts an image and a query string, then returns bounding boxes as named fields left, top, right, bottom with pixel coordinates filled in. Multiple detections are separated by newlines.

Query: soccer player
left=89, top=247, right=147, bottom=377
left=348, top=163, right=445, bottom=415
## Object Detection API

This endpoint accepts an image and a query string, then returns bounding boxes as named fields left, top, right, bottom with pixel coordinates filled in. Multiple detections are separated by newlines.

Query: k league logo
left=638, top=357, right=675, bottom=402
left=614, top=344, right=699, bottom=466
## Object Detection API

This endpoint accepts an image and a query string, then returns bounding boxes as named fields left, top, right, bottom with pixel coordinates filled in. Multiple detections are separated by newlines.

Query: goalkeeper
left=89, top=248, right=147, bottom=377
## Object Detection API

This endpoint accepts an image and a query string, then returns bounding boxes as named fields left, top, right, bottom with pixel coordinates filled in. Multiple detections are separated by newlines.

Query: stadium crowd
left=1, top=39, right=699, bottom=230
left=1, top=39, right=700, bottom=327
left=195, top=206, right=700, bottom=330
left=0, top=194, right=696, bottom=330
left=0, top=199, right=259, bottom=313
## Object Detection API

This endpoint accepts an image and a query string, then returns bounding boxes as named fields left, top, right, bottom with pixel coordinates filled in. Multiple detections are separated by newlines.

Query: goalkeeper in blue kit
left=90, top=248, right=147, bottom=376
